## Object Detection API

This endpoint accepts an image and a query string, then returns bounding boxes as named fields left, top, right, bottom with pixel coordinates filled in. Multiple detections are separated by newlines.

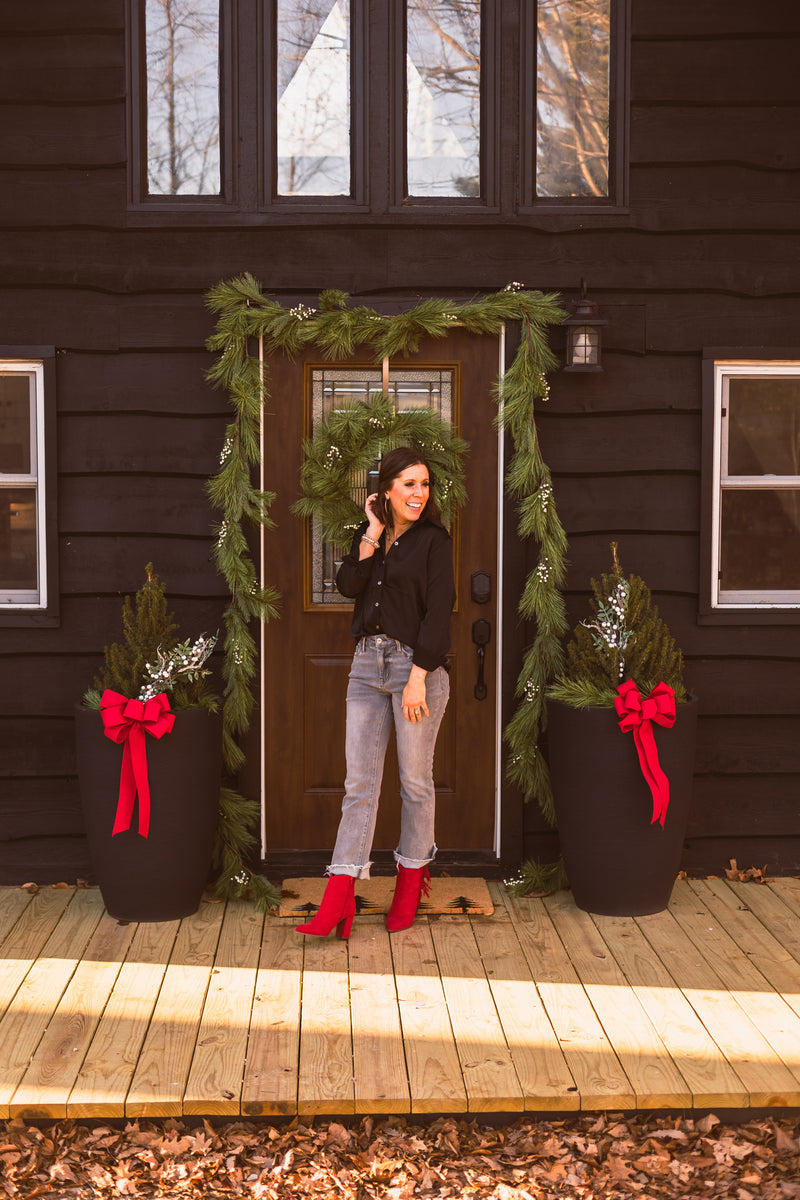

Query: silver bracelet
left=361, top=534, right=380, bottom=548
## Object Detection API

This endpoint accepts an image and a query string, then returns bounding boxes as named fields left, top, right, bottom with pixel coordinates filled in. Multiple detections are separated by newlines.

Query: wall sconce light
left=563, top=282, right=607, bottom=372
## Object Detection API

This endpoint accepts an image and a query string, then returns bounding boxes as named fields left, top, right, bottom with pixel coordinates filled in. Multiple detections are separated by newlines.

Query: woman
left=296, top=446, right=455, bottom=939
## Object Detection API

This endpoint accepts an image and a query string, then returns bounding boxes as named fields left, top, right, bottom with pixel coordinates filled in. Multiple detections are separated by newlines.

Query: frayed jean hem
left=394, top=844, right=437, bottom=871
left=327, top=862, right=373, bottom=880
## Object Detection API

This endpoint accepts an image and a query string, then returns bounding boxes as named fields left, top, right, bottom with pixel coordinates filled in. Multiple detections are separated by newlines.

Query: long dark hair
left=371, top=446, right=441, bottom=527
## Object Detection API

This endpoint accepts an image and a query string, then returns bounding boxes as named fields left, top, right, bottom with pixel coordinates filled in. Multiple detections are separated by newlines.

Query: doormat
left=279, top=876, right=494, bottom=919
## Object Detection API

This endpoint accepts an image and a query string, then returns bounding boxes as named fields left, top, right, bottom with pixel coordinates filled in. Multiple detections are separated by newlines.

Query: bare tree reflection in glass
left=536, top=0, right=610, bottom=198
left=145, top=0, right=221, bottom=195
left=277, top=0, right=351, bottom=197
left=406, top=0, right=481, bottom=197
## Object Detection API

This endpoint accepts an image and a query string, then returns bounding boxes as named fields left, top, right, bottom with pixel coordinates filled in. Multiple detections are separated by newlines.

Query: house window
left=131, top=0, right=626, bottom=213
left=0, top=360, right=48, bottom=609
left=406, top=0, right=482, bottom=198
left=143, top=0, right=222, bottom=195
left=709, top=361, right=800, bottom=609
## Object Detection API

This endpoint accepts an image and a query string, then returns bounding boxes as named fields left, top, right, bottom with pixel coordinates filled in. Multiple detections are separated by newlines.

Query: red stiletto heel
left=385, top=864, right=430, bottom=932
left=296, top=874, right=356, bottom=939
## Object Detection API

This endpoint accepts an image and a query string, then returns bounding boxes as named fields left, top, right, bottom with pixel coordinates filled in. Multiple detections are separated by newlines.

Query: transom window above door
left=129, top=0, right=627, bottom=214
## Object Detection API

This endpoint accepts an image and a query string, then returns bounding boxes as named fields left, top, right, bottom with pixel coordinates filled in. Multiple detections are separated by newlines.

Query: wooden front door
left=258, top=328, right=500, bottom=857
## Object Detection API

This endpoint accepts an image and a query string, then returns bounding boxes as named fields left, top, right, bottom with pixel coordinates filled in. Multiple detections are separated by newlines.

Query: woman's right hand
left=364, top=493, right=385, bottom=540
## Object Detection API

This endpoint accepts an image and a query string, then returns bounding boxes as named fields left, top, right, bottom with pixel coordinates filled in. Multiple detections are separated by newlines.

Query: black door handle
left=472, top=618, right=491, bottom=701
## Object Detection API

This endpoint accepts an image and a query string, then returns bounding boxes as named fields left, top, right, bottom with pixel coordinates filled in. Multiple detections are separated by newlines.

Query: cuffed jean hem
left=394, top=844, right=437, bottom=871
left=327, top=862, right=373, bottom=880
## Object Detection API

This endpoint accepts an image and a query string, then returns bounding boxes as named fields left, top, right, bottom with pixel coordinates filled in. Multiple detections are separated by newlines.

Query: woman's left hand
left=402, top=668, right=429, bottom=723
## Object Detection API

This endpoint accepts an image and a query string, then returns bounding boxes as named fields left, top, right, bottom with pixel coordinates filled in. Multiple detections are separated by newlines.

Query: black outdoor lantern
left=563, top=283, right=607, bottom=372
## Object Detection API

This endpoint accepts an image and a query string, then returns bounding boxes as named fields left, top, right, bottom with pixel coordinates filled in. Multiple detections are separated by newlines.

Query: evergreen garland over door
left=246, top=329, right=500, bottom=856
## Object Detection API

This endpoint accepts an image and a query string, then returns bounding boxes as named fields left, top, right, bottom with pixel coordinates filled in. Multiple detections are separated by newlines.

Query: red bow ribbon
left=100, top=690, right=175, bottom=837
left=614, top=680, right=676, bottom=826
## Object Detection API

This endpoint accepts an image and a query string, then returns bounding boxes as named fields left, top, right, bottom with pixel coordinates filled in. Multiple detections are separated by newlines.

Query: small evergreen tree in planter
left=76, top=565, right=278, bottom=921
left=543, top=544, right=698, bottom=916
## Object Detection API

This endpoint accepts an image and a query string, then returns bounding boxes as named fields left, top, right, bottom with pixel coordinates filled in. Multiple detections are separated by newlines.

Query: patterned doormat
left=278, top=876, right=494, bottom=919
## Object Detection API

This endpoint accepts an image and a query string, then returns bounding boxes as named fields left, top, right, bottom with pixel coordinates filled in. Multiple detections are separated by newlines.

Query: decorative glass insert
left=277, top=0, right=351, bottom=196
left=308, top=366, right=453, bottom=606
left=406, top=0, right=481, bottom=197
left=0, top=365, right=44, bottom=605
left=145, top=0, right=221, bottom=195
left=536, top=0, right=611, bottom=198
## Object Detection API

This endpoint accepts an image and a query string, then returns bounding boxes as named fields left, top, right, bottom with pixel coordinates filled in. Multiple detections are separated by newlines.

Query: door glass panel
left=727, top=377, right=800, bottom=477
left=308, top=366, right=453, bottom=605
left=145, top=0, right=221, bottom=195
left=0, top=374, right=33, bottom=475
left=536, top=0, right=610, bottom=198
left=277, top=0, right=351, bottom=196
left=406, top=0, right=481, bottom=198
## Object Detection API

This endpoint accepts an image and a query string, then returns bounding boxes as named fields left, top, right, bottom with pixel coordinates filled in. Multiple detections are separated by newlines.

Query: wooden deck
left=2, top=877, right=800, bottom=1120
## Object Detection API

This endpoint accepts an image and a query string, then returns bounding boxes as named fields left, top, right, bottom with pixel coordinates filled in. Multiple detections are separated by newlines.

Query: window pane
left=277, top=0, right=351, bottom=196
left=0, top=374, right=33, bottom=475
left=407, top=0, right=481, bottom=197
left=727, top=377, right=800, bottom=477
left=146, top=0, right=221, bottom=195
left=721, top=489, right=800, bottom=592
left=0, top=487, right=38, bottom=592
left=536, top=0, right=610, bottom=198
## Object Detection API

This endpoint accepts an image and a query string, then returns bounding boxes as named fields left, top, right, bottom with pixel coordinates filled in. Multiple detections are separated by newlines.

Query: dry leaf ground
left=2, top=1111, right=800, bottom=1199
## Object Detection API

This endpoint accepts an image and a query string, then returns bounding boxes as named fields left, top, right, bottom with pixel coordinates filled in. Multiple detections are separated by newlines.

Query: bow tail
left=111, top=725, right=152, bottom=837
left=633, top=723, right=670, bottom=826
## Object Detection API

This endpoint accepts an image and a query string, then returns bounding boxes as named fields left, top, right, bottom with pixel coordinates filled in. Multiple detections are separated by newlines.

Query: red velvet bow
left=100, top=690, right=175, bottom=837
left=614, top=680, right=676, bottom=826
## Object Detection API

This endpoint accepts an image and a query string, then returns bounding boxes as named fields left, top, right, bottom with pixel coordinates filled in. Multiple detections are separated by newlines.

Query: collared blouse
left=336, top=519, right=455, bottom=672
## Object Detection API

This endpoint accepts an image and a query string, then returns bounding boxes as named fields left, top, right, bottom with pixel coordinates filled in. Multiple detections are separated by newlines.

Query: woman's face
left=384, top=463, right=430, bottom=527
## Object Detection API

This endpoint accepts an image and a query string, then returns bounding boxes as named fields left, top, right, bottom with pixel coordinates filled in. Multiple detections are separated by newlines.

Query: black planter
left=547, top=696, right=699, bottom=916
left=75, top=704, right=222, bottom=922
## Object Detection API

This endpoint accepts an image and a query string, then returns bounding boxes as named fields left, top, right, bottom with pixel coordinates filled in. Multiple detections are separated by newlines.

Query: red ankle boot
left=385, top=865, right=431, bottom=932
left=296, top=874, right=356, bottom=939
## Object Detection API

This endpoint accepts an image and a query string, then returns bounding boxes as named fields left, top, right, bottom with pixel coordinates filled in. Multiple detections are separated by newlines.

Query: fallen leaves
left=1, top=1112, right=800, bottom=1198
left=725, top=859, right=769, bottom=884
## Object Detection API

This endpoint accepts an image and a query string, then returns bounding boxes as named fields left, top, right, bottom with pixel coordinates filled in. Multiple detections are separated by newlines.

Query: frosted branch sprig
left=140, top=632, right=219, bottom=701
left=581, top=579, right=634, bottom=679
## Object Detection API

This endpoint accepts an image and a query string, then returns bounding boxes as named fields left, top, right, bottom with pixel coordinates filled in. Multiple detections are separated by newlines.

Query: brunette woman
left=296, top=446, right=455, bottom=938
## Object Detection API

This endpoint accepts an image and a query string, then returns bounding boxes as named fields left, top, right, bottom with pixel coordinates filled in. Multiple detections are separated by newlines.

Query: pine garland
left=204, top=276, right=567, bottom=888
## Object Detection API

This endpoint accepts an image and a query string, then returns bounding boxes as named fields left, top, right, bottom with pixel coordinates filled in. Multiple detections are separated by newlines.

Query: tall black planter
left=547, top=696, right=698, bottom=916
left=75, top=705, right=222, bottom=922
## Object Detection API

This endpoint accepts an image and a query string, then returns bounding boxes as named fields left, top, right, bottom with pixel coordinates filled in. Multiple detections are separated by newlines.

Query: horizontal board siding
left=1, top=5, right=800, bottom=880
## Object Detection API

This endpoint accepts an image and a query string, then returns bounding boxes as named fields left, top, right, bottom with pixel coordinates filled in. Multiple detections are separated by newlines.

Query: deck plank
left=506, top=894, right=635, bottom=1110
left=430, top=917, right=524, bottom=1112
left=183, top=901, right=265, bottom=1116
left=636, top=907, right=800, bottom=1107
left=241, top=920, right=303, bottom=1117
left=125, top=900, right=225, bottom=1118
left=724, top=879, right=800, bottom=965
left=544, top=891, right=692, bottom=1109
left=0, top=888, right=75, bottom=1025
left=67, top=917, right=181, bottom=1118
left=669, top=882, right=800, bottom=1097
left=0, top=889, right=105, bottom=1119
left=391, top=922, right=467, bottom=1114
left=297, top=935, right=354, bottom=1116
left=10, top=912, right=137, bottom=1119
left=590, top=908, right=747, bottom=1108
left=350, top=920, right=411, bottom=1114
left=0, top=887, right=35, bottom=946
left=470, top=913, right=579, bottom=1111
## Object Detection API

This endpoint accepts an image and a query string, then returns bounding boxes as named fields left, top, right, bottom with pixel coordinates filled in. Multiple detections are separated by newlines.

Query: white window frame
left=0, top=359, right=47, bottom=609
left=711, top=359, right=800, bottom=609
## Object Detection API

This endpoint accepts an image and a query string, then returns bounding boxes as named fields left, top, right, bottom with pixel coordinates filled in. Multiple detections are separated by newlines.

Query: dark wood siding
left=0, top=1, right=799, bottom=880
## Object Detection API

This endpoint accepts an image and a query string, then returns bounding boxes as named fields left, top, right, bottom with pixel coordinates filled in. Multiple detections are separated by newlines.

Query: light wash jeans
left=329, top=635, right=450, bottom=879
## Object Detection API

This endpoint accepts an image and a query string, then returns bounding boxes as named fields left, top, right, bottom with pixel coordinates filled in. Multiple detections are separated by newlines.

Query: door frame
left=255, top=328, right=508, bottom=862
